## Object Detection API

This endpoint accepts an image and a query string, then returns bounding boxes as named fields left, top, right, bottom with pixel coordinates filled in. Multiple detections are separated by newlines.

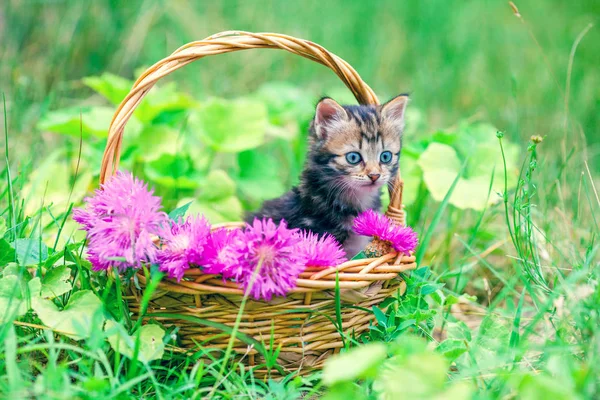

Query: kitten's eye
left=345, top=152, right=362, bottom=165
left=380, top=151, right=393, bottom=164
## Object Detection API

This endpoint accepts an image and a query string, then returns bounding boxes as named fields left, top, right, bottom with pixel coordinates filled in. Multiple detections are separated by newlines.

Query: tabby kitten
left=246, top=95, right=408, bottom=257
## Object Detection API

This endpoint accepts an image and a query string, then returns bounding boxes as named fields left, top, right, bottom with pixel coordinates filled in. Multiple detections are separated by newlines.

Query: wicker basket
left=100, top=31, right=417, bottom=377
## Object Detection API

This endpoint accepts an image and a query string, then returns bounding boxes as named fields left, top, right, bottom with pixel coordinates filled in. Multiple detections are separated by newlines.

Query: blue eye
left=345, top=152, right=362, bottom=165
left=380, top=151, right=393, bottom=164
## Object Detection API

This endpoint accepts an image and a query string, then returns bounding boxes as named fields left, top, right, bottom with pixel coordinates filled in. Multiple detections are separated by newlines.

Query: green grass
left=1, top=0, right=600, bottom=399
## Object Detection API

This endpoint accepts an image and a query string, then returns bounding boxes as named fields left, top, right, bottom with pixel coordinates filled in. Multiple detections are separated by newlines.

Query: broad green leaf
left=180, top=196, right=243, bottom=224
left=476, top=313, right=510, bottom=350
left=83, top=73, right=133, bottom=105
left=32, top=290, right=105, bottom=340
left=0, top=275, right=41, bottom=321
left=474, top=313, right=511, bottom=370
left=21, top=149, right=94, bottom=216
left=454, top=122, right=518, bottom=171
left=375, top=352, right=449, bottom=399
left=189, top=98, right=268, bottom=153
left=436, top=339, right=468, bottom=362
left=197, top=170, right=236, bottom=202
left=144, top=154, right=199, bottom=190
left=322, top=342, right=387, bottom=385
left=0, top=239, right=16, bottom=265
left=419, top=142, right=462, bottom=172
left=1, top=263, right=26, bottom=278
left=179, top=170, right=243, bottom=223
left=135, top=82, right=196, bottom=124
left=253, top=82, right=313, bottom=129
left=447, top=320, right=472, bottom=342
left=418, top=143, right=490, bottom=210
left=515, top=373, right=580, bottom=400
left=236, top=148, right=287, bottom=208
left=40, top=265, right=72, bottom=299
left=105, top=320, right=165, bottom=363
left=37, top=106, right=140, bottom=139
left=11, top=238, right=48, bottom=266
left=134, top=125, right=181, bottom=161
left=322, top=382, right=366, bottom=400
left=430, top=382, right=473, bottom=400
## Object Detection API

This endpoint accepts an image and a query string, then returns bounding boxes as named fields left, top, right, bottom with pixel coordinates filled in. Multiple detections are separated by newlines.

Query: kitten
left=246, top=95, right=408, bottom=257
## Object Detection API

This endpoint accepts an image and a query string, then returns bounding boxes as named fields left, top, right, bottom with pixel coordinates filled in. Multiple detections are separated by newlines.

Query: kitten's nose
left=368, top=173, right=380, bottom=182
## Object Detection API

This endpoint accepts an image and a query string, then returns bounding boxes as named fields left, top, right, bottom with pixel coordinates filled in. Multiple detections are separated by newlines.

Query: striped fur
left=246, top=95, right=408, bottom=256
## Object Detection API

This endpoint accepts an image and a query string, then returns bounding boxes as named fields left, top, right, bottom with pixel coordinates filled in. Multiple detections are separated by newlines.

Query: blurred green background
left=2, top=0, right=598, bottom=156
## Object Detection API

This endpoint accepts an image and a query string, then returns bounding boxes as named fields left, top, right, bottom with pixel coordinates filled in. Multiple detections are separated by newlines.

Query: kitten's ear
left=314, top=97, right=347, bottom=139
left=381, top=94, right=409, bottom=123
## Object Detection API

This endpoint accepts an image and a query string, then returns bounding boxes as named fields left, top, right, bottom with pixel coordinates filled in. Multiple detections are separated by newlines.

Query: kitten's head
left=307, top=95, right=408, bottom=196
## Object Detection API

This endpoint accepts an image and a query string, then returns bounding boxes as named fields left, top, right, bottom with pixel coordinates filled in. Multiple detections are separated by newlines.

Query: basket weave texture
left=101, top=31, right=417, bottom=376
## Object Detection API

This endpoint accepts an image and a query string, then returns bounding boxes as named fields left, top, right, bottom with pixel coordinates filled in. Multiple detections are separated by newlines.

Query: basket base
left=127, top=278, right=408, bottom=378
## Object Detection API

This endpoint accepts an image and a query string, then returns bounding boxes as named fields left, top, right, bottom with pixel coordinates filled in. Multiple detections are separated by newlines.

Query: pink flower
left=227, top=218, right=305, bottom=301
left=353, top=209, right=418, bottom=255
left=73, top=171, right=167, bottom=271
left=296, top=231, right=346, bottom=268
left=156, top=216, right=211, bottom=281
left=200, top=228, right=243, bottom=275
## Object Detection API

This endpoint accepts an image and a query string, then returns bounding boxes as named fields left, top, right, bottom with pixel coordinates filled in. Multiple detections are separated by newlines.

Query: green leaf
left=476, top=313, right=510, bottom=350
left=178, top=170, right=244, bottom=223
left=40, top=265, right=72, bottom=299
left=374, top=352, right=449, bottom=398
left=133, top=125, right=181, bottom=162
left=322, top=342, right=387, bottom=386
left=447, top=320, right=472, bottom=342
left=37, top=106, right=140, bottom=139
left=430, top=382, right=474, bottom=400
left=11, top=238, right=48, bottom=266
left=436, top=339, right=468, bottom=362
left=105, top=320, right=165, bottom=363
left=418, top=143, right=492, bottom=210
left=515, top=373, right=580, bottom=400
left=351, top=251, right=367, bottom=261
left=168, top=201, right=192, bottom=221
left=181, top=196, right=243, bottom=224
left=189, top=98, right=268, bottom=153
left=32, top=290, right=105, bottom=340
left=236, top=148, right=287, bottom=208
left=20, top=149, right=94, bottom=217
left=253, top=82, right=314, bottom=128
left=322, top=382, right=366, bottom=400
left=0, top=239, right=16, bottom=265
left=372, top=306, right=387, bottom=326
left=82, top=73, right=133, bottom=105
left=144, top=154, right=199, bottom=190
left=1, top=263, right=27, bottom=278
left=0, top=275, right=41, bottom=321
left=416, top=125, right=519, bottom=210
left=197, top=169, right=236, bottom=201
left=136, top=82, right=196, bottom=124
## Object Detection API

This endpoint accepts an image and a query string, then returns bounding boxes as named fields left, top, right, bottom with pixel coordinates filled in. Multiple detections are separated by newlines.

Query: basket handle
left=99, top=30, right=405, bottom=225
